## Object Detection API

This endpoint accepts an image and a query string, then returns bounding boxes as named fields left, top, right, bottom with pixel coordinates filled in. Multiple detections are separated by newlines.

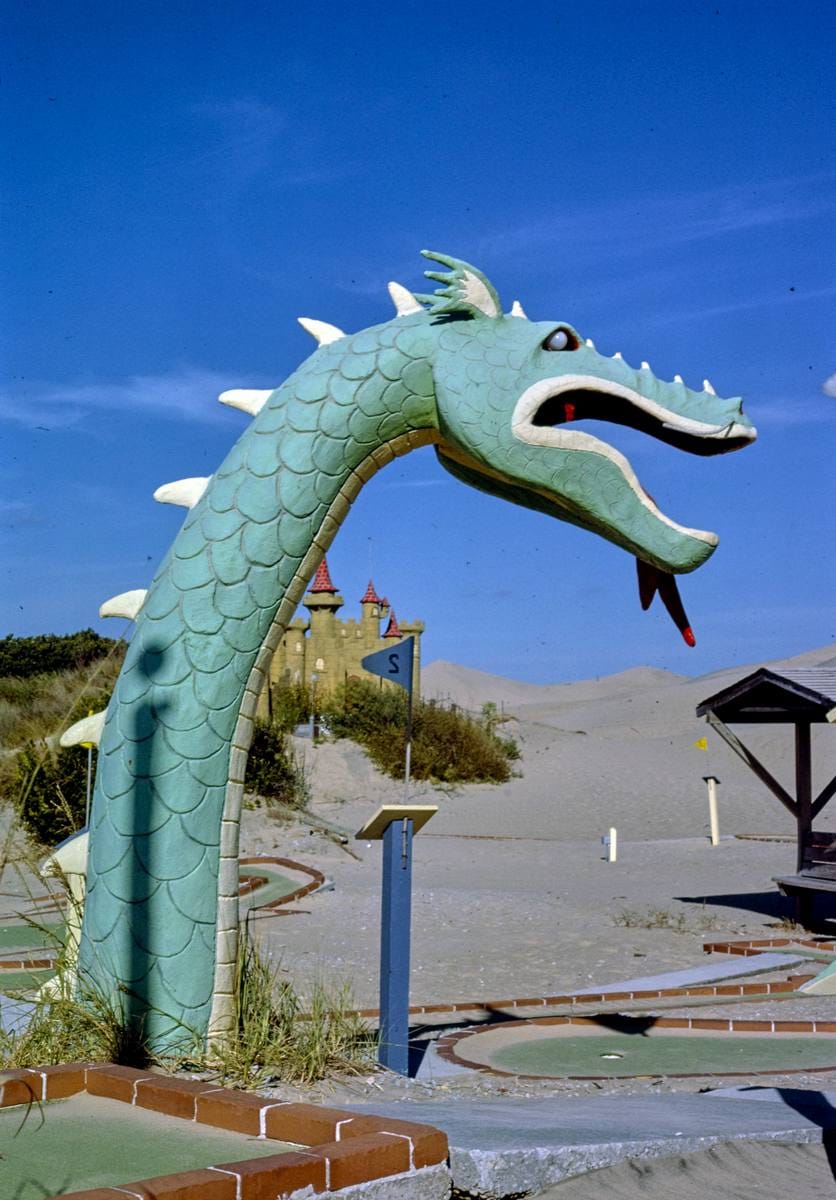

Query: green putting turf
left=0, top=967, right=55, bottom=993
left=239, top=864, right=305, bottom=913
left=0, top=1092, right=298, bottom=1199
left=489, top=1032, right=836, bottom=1077
left=0, top=921, right=63, bottom=952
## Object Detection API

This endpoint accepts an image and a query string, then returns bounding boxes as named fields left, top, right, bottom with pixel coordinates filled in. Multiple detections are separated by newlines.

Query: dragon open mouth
left=530, top=385, right=755, bottom=456
left=509, top=373, right=757, bottom=646
left=511, top=374, right=756, bottom=546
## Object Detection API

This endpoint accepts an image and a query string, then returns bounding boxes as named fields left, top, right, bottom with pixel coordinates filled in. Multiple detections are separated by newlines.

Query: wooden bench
left=775, top=830, right=836, bottom=927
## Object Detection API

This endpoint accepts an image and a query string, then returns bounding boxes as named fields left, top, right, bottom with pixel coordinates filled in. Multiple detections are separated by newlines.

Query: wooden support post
left=796, top=722, right=812, bottom=873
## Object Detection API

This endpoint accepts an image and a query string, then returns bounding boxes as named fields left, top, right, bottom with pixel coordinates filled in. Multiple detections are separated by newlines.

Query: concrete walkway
left=346, top=1089, right=836, bottom=1196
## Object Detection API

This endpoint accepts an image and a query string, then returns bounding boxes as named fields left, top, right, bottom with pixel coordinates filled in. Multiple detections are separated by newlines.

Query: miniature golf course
left=445, top=1018, right=836, bottom=1079
left=0, top=1092, right=297, bottom=1200
left=0, top=856, right=323, bottom=996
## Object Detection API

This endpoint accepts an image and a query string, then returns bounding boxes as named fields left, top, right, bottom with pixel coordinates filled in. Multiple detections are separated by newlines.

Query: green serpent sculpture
left=66, top=251, right=756, bottom=1050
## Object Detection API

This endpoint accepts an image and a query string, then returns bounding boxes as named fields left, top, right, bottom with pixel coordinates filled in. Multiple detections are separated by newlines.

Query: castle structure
left=260, top=556, right=424, bottom=714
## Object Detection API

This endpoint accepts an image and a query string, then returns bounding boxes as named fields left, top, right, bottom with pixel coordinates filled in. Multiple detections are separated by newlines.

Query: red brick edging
left=0, top=1063, right=447, bottom=1199
left=703, top=936, right=836, bottom=957
left=352, top=975, right=815, bottom=1023
left=239, top=855, right=326, bottom=910
left=437, top=1014, right=836, bottom=1081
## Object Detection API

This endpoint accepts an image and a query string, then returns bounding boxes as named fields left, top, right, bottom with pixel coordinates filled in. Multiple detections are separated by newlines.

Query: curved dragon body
left=75, top=253, right=756, bottom=1048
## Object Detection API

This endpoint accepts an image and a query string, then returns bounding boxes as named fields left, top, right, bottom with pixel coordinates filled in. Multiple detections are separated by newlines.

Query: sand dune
left=236, top=640, right=836, bottom=1019
left=534, top=1139, right=836, bottom=1198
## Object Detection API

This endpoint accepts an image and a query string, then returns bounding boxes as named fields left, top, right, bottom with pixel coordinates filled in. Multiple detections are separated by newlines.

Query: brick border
left=344, top=935, right=834, bottom=1023
left=351, top=974, right=816, bottom=1023
left=703, top=936, right=836, bottom=957
left=436, top=1014, right=836, bottom=1081
left=239, top=855, right=325, bottom=909
left=0, top=1063, right=447, bottom=1199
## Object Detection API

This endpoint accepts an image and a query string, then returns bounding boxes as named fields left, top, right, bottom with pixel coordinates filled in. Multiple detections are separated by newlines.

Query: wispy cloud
left=190, top=97, right=286, bottom=179
left=478, top=173, right=836, bottom=265
left=378, top=478, right=450, bottom=492
left=0, top=366, right=265, bottom=429
left=748, top=395, right=836, bottom=428
left=822, top=373, right=836, bottom=398
left=188, top=97, right=351, bottom=194
left=649, top=284, right=836, bottom=326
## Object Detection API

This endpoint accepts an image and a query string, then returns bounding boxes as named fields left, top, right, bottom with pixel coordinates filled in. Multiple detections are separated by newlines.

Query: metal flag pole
left=403, top=668, right=413, bottom=802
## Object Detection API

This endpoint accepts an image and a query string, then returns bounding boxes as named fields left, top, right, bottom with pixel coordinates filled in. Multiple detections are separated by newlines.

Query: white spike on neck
left=510, top=300, right=528, bottom=319
left=298, top=317, right=345, bottom=345
left=153, top=477, right=210, bottom=509
left=60, top=710, right=107, bottom=748
left=99, top=589, right=147, bottom=621
left=388, top=281, right=423, bottom=317
left=218, top=389, right=272, bottom=416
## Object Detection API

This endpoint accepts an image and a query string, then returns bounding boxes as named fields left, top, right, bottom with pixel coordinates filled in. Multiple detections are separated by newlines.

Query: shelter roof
left=696, top=667, right=836, bottom=724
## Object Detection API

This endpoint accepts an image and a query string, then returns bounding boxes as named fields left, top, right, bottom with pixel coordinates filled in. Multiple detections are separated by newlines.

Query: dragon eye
left=543, top=327, right=577, bottom=351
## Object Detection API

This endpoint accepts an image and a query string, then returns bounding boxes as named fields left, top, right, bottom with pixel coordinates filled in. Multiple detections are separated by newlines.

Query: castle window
left=315, top=657, right=325, bottom=671
left=295, top=642, right=302, bottom=653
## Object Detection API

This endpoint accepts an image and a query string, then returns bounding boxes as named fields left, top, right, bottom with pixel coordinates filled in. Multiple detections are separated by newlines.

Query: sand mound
left=534, top=1139, right=835, bottom=1197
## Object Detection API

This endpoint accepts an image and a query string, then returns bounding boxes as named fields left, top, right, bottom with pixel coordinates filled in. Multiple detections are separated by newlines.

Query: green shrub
left=323, top=678, right=519, bottom=784
left=246, top=721, right=309, bottom=808
left=268, top=680, right=312, bottom=733
left=14, top=740, right=91, bottom=846
left=0, top=630, right=118, bottom=679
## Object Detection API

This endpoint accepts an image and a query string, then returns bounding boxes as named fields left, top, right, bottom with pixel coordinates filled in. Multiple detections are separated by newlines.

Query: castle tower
left=302, top=556, right=344, bottom=691
left=382, top=609, right=402, bottom=639
left=359, top=579, right=383, bottom=653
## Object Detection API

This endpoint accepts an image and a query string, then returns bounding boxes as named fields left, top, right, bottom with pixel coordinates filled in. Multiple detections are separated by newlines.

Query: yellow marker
left=692, top=736, right=708, bottom=751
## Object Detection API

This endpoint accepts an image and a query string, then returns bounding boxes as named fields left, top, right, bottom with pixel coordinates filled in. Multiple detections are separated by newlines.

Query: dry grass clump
left=0, top=654, right=123, bottom=753
left=614, top=905, right=721, bottom=934
left=0, top=923, right=372, bottom=1089
left=210, top=936, right=374, bottom=1087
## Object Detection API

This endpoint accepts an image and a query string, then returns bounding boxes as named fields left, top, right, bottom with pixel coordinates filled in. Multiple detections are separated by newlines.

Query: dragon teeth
left=703, top=378, right=716, bottom=395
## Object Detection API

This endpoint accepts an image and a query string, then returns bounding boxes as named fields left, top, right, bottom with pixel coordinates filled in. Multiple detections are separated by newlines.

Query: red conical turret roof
left=360, top=579, right=381, bottom=604
left=382, top=610, right=403, bottom=639
left=309, top=556, right=338, bottom=594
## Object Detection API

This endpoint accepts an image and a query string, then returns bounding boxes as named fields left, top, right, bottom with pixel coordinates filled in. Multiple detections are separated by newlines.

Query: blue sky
left=2, top=1, right=834, bottom=683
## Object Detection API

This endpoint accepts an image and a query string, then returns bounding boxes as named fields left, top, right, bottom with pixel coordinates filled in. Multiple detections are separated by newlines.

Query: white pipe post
left=706, top=777, right=720, bottom=846
left=608, top=826, right=617, bottom=863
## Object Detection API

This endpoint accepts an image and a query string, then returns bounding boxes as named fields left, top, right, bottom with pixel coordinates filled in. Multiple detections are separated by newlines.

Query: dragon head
left=408, top=251, right=757, bottom=644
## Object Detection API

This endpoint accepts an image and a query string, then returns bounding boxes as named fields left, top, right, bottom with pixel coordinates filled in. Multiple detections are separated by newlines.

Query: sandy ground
left=530, top=1140, right=836, bottom=1198
left=236, top=642, right=836, bottom=1112
left=246, top=642, right=836, bottom=1008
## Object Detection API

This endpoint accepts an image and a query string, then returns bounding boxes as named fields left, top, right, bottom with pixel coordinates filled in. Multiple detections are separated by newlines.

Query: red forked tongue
left=635, top=558, right=696, bottom=647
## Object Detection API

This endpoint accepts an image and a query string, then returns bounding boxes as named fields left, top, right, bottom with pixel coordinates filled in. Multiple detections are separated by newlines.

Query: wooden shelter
left=696, top=667, right=836, bottom=925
